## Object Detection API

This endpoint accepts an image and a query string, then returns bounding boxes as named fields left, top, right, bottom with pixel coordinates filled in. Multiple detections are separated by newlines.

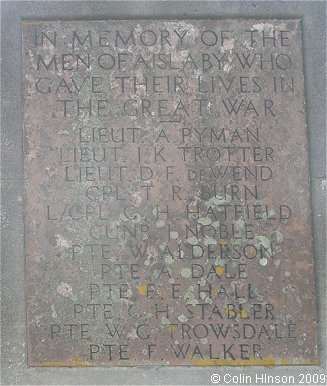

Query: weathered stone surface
left=23, top=19, right=318, bottom=366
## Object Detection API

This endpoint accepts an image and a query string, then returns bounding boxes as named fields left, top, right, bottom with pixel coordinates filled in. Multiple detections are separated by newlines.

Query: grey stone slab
left=1, top=180, right=26, bottom=378
left=1, top=1, right=326, bottom=385
left=310, top=177, right=327, bottom=366
left=22, top=18, right=318, bottom=367
left=1, top=7, right=23, bottom=180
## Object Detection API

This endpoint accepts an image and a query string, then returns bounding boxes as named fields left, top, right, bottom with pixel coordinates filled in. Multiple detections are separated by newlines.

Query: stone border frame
left=1, top=1, right=326, bottom=385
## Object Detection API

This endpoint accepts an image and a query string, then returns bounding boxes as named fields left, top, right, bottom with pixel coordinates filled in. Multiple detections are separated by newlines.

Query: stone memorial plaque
left=23, top=19, right=318, bottom=366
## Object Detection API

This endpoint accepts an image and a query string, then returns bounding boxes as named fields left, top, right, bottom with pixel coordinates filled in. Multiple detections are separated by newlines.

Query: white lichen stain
left=204, top=237, right=217, bottom=246
left=205, top=194, right=232, bottom=208
left=283, top=284, right=297, bottom=294
left=223, top=63, right=233, bottom=73
left=184, top=286, right=198, bottom=306
left=187, top=236, right=198, bottom=245
left=192, top=245, right=203, bottom=257
left=254, top=235, right=271, bottom=249
left=170, top=231, right=179, bottom=239
left=221, top=38, right=234, bottom=52
left=273, top=231, right=284, bottom=243
left=156, top=219, right=165, bottom=228
left=178, top=314, right=188, bottom=323
left=262, top=209, right=276, bottom=220
left=181, top=268, right=192, bottom=278
left=161, top=317, right=170, bottom=325
left=166, top=22, right=199, bottom=39
left=132, top=190, right=143, bottom=206
left=159, top=243, right=167, bottom=251
left=252, top=23, right=275, bottom=33
left=45, top=166, right=56, bottom=178
left=144, top=245, right=158, bottom=267
left=200, top=293, right=213, bottom=304
left=234, top=219, right=245, bottom=230
left=56, top=282, right=72, bottom=297
left=55, top=234, right=72, bottom=249
left=198, top=217, right=212, bottom=226
left=165, top=255, right=174, bottom=265
left=259, top=258, right=268, bottom=266
left=127, top=329, right=138, bottom=340
left=180, top=249, right=185, bottom=259
left=274, top=259, right=281, bottom=269
left=126, top=289, right=133, bottom=297
left=51, top=304, right=57, bottom=319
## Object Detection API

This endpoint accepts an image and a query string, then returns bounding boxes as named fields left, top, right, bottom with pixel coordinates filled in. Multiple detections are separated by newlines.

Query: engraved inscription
left=23, top=20, right=318, bottom=366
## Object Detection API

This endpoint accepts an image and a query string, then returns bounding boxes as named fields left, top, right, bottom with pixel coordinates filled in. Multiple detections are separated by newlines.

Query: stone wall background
left=1, top=1, right=326, bottom=385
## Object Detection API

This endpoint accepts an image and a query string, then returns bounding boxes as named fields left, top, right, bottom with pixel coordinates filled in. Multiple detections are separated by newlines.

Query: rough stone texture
left=1, top=1, right=326, bottom=385
left=23, top=19, right=317, bottom=367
